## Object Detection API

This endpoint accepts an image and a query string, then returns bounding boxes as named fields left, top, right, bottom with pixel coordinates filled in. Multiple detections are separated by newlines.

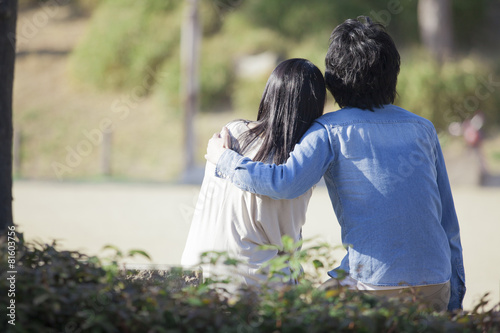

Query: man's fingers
left=206, top=136, right=227, bottom=165
left=221, top=127, right=231, bottom=149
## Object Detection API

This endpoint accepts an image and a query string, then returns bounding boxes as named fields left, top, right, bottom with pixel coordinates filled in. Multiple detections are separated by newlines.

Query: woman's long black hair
left=239, top=58, right=326, bottom=164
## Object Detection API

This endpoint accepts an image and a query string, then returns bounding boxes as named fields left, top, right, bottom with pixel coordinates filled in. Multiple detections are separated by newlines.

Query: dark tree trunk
left=0, top=0, right=17, bottom=233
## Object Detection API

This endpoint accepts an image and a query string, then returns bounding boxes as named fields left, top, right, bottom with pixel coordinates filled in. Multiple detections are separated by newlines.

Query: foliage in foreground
left=1, top=233, right=499, bottom=333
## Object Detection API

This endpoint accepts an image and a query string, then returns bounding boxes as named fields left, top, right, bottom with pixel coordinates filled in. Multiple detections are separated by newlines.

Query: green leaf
left=33, top=294, right=50, bottom=306
left=127, top=249, right=152, bottom=260
left=101, top=244, right=123, bottom=257
left=313, top=259, right=324, bottom=269
left=187, top=297, right=203, bottom=307
left=223, top=258, right=240, bottom=266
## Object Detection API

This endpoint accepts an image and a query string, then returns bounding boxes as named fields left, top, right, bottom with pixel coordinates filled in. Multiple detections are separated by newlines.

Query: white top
left=181, top=120, right=313, bottom=286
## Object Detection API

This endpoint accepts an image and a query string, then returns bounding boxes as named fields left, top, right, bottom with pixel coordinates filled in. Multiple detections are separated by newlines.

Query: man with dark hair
left=324, top=17, right=400, bottom=110
left=206, top=17, right=465, bottom=311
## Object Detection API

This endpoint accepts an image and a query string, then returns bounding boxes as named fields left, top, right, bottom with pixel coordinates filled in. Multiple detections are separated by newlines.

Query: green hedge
left=396, top=51, right=500, bottom=131
left=1, top=233, right=499, bottom=332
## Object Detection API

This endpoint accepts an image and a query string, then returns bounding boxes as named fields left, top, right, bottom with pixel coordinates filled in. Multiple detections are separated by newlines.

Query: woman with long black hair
left=181, top=58, right=326, bottom=285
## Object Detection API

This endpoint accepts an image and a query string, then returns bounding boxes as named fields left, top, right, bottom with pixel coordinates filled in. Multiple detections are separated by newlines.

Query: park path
left=13, top=180, right=500, bottom=311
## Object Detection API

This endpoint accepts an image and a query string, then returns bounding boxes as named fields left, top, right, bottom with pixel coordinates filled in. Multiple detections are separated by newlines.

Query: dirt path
left=13, top=180, right=500, bottom=311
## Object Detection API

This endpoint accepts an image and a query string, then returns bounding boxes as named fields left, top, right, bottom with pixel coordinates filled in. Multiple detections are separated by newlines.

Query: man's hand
left=205, top=126, right=231, bottom=165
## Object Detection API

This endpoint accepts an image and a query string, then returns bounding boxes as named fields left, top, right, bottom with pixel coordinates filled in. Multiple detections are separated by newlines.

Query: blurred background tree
left=418, top=0, right=453, bottom=62
left=12, top=0, right=500, bottom=181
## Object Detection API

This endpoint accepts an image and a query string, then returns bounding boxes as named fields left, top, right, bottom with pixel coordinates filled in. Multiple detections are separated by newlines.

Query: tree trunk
left=0, top=0, right=17, bottom=233
left=417, top=0, right=453, bottom=62
left=180, top=0, right=200, bottom=176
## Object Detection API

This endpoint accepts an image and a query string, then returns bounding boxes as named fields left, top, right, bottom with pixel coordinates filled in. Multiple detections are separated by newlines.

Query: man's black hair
left=325, top=16, right=400, bottom=110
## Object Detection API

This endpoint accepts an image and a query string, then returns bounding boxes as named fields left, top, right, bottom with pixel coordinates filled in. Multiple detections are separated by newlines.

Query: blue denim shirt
left=215, top=105, right=466, bottom=310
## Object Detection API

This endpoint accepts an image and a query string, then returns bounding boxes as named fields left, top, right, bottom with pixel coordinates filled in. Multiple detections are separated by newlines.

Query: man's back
left=316, top=105, right=453, bottom=286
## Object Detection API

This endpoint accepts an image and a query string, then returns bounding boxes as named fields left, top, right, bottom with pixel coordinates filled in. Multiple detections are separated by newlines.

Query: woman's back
left=181, top=120, right=313, bottom=285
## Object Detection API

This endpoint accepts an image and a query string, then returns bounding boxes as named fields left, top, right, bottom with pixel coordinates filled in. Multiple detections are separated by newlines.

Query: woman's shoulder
left=222, top=119, right=253, bottom=154
left=224, top=119, right=250, bottom=136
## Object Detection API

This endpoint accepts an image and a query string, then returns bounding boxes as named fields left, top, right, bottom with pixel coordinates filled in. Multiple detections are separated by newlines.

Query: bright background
left=12, top=0, right=500, bottom=311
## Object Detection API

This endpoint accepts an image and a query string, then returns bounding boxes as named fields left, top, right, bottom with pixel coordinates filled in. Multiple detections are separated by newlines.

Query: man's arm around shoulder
left=210, top=122, right=335, bottom=199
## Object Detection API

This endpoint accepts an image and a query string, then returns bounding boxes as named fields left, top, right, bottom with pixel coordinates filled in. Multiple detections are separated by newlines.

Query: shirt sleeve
left=434, top=133, right=466, bottom=311
left=215, top=122, right=335, bottom=200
